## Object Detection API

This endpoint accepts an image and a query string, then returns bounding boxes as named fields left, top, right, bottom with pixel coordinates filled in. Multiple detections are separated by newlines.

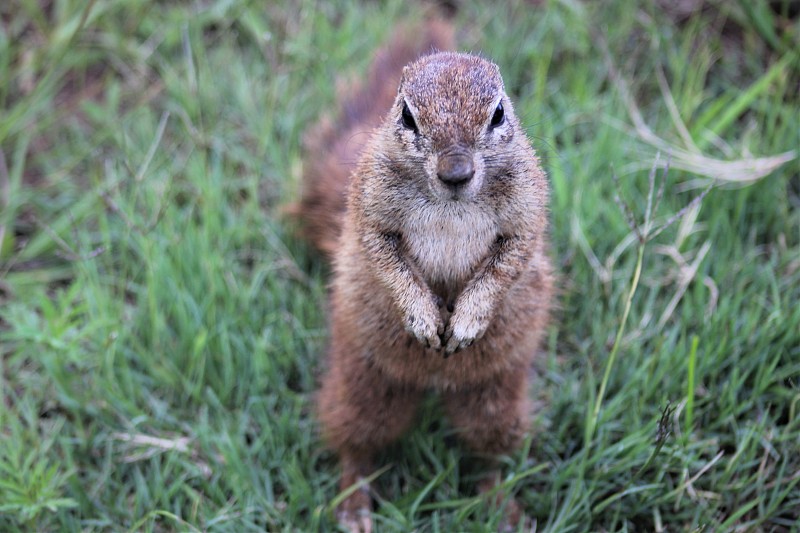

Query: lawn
left=1, top=0, right=798, bottom=531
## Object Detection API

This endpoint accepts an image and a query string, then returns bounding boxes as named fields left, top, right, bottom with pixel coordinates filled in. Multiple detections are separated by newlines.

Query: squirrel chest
left=401, top=201, right=497, bottom=287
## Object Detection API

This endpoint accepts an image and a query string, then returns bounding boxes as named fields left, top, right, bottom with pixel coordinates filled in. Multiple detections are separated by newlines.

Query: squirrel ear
left=398, top=66, right=409, bottom=93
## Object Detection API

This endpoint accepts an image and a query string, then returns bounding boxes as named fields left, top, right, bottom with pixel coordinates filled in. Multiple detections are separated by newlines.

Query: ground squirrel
left=296, top=21, right=554, bottom=532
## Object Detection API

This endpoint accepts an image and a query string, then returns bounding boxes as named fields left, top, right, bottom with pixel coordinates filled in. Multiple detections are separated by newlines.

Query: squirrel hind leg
left=336, top=452, right=375, bottom=533
left=441, top=368, right=530, bottom=455
left=317, top=358, right=423, bottom=456
left=441, top=370, right=532, bottom=529
left=317, top=358, right=422, bottom=528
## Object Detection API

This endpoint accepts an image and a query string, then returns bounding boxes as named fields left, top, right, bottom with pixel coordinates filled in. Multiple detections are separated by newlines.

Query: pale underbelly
left=403, top=206, right=497, bottom=285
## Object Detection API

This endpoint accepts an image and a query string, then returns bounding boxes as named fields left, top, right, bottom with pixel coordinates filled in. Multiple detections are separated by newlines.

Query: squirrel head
left=387, top=52, right=521, bottom=202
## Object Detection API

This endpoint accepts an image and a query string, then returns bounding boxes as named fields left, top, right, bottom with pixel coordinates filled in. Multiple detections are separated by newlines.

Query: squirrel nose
left=437, top=154, right=474, bottom=186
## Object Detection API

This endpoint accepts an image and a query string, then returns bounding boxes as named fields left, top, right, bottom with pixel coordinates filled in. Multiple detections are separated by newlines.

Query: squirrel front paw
left=403, top=299, right=445, bottom=350
left=443, top=307, right=489, bottom=356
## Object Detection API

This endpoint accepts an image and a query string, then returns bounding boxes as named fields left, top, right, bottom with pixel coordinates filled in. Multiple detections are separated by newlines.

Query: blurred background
left=1, top=1, right=798, bottom=531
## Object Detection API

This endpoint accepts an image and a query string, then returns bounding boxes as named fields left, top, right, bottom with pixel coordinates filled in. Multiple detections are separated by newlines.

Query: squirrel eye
left=490, top=102, right=505, bottom=128
left=401, top=101, right=418, bottom=133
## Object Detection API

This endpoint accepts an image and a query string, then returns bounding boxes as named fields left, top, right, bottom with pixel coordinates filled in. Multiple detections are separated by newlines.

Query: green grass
left=1, top=0, right=798, bottom=530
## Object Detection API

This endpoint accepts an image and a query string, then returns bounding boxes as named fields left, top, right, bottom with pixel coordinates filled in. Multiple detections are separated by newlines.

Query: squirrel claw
left=444, top=338, right=464, bottom=355
left=427, top=332, right=442, bottom=350
left=441, top=295, right=491, bottom=355
left=414, top=331, right=441, bottom=351
left=404, top=311, right=443, bottom=350
left=443, top=331, right=471, bottom=355
left=442, top=331, right=479, bottom=355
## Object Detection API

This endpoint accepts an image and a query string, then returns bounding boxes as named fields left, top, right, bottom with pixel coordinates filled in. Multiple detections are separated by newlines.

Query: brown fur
left=297, top=21, right=555, bottom=533
left=290, top=18, right=455, bottom=258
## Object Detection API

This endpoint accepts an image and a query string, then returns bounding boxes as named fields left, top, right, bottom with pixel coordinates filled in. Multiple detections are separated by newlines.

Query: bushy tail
left=289, top=16, right=455, bottom=258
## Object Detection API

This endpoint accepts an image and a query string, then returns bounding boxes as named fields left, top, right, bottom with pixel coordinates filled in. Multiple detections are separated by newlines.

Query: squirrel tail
left=288, top=14, right=456, bottom=258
